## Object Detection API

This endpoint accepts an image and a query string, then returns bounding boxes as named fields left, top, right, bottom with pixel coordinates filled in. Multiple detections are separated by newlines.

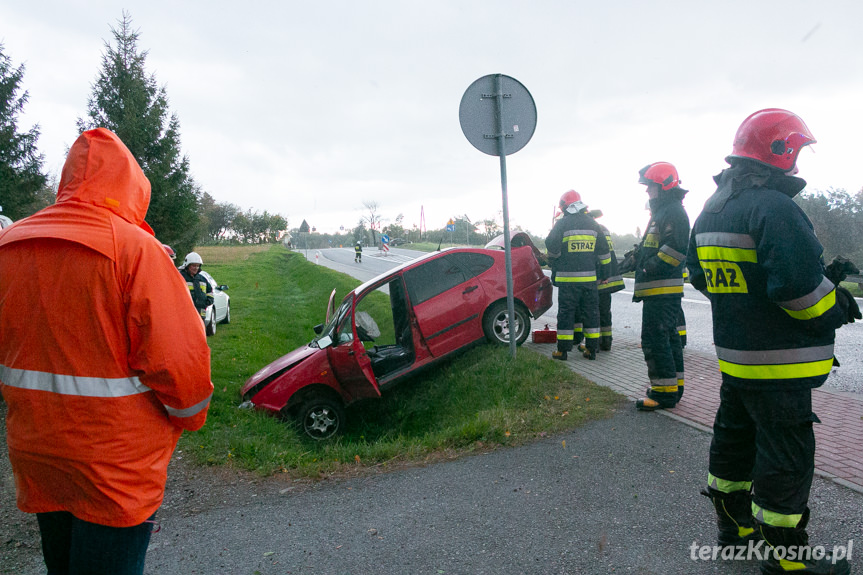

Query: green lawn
left=183, top=245, right=623, bottom=477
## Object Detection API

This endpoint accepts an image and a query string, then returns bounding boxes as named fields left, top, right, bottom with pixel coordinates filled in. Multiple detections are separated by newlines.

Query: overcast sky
left=3, top=0, right=862, bottom=239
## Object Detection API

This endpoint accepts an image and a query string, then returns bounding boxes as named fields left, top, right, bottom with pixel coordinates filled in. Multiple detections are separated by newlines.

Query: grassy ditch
left=183, top=245, right=624, bottom=477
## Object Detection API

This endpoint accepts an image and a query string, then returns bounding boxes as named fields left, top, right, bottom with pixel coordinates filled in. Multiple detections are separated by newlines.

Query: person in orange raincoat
left=0, top=128, right=213, bottom=575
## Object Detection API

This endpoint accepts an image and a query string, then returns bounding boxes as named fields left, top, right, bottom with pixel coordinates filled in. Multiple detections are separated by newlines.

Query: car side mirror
left=218, top=285, right=229, bottom=290
left=313, top=323, right=324, bottom=335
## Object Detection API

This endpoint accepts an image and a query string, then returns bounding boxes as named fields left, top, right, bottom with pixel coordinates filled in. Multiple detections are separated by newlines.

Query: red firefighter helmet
left=728, top=108, right=816, bottom=172
left=638, top=162, right=679, bottom=191
left=162, top=244, right=176, bottom=260
left=559, top=190, right=587, bottom=214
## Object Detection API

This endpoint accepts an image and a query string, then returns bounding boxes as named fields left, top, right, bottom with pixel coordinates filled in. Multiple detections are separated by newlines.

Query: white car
left=200, top=270, right=230, bottom=336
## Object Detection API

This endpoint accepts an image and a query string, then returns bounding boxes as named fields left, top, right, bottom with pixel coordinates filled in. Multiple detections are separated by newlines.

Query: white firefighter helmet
left=180, top=252, right=203, bottom=269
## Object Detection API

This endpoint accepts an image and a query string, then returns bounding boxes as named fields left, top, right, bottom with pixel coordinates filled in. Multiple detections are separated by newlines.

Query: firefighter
left=179, top=252, right=214, bottom=322
left=586, top=210, right=624, bottom=351
left=688, top=109, right=858, bottom=574
left=354, top=241, right=363, bottom=263
left=545, top=190, right=612, bottom=361
left=633, top=162, right=690, bottom=411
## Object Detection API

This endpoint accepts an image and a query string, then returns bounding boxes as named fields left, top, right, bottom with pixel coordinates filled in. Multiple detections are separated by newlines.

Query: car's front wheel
left=298, top=397, right=346, bottom=440
left=483, top=301, right=530, bottom=346
left=220, top=303, right=231, bottom=324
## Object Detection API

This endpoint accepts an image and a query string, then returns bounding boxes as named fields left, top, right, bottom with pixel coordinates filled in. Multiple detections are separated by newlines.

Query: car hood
left=243, top=343, right=320, bottom=391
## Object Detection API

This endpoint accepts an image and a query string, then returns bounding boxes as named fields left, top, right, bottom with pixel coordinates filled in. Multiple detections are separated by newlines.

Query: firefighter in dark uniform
left=633, top=162, right=690, bottom=411
left=545, top=190, right=611, bottom=361
left=354, top=241, right=363, bottom=263
left=586, top=210, right=624, bottom=351
left=688, top=109, right=858, bottom=574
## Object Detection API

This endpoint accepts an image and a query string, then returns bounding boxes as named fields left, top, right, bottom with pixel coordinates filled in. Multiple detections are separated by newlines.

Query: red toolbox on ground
left=532, top=324, right=557, bottom=343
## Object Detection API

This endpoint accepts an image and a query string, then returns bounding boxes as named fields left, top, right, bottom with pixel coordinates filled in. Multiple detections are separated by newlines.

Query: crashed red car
left=240, top=236, right=552, bottom=439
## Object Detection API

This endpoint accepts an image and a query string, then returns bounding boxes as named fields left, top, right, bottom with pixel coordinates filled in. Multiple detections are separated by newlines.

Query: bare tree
left=360, top=201, right=382, bottom=245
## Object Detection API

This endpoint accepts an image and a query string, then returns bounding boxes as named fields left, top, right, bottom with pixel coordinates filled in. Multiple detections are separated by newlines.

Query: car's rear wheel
left=220, top=303, right=231, bottom=324
left=483, top=301, right=530, bottom=346
left=298, top=397, right=345, bottom=440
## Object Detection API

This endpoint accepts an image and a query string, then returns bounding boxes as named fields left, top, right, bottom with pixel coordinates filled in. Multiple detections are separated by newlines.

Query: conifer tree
left=0, top=43, right=48, bottom=221
left=77, top=12, right=200, bottom=256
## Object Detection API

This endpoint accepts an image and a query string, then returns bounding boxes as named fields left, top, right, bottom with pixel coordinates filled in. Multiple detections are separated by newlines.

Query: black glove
left=825, top=256, right=859, bottom=286
left=835, top=286, right=862, bottom=324
left=618, top=244, right=640, bottom=274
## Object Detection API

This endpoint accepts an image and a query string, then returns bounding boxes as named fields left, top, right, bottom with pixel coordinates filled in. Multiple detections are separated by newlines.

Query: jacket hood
left=57, top=128, right=154, bottom=235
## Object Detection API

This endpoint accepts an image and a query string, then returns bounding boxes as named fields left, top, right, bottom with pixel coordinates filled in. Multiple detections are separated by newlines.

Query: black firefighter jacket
left=686, top=162, right=846, bottom=390
left=633, top=189, right=690, bottom=302
left=545, top=210, right=612, bottom=286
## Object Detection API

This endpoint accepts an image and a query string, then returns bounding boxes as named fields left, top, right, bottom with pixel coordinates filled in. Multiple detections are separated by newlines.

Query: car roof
left=352, top=247, right=500, bottom=298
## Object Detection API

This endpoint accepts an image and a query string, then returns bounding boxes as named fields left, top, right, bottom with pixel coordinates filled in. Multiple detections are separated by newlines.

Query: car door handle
left=463, top=285, right=478, bottom=294
left=347, top=350, right=354, bottom=355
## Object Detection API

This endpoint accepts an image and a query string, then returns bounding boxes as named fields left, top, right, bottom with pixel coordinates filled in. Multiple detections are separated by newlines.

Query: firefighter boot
left=599, top=335, right=612, bottom=351
left=552, top=350, right=567, bottom=361
left=582, top=348, right=596, bottom=360
left=758, top=509, right=850, bottom=575
left=701, top=487, right=759, bottom=548
left=636, top=387, right=677, bottom=411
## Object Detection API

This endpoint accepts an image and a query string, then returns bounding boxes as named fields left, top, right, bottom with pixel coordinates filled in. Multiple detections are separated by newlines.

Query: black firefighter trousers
left=556, top=283, right=599, bottom=353
left=640, top=296, right=684, bottom=407
left=709, top=383, right=818, bottom=519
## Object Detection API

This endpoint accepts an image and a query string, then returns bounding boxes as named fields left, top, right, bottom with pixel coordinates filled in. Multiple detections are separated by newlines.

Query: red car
left=240, top=237, right=552, bottom=439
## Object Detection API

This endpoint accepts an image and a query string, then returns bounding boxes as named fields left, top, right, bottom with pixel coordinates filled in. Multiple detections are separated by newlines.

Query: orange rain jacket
left=0, top=128, right=213, bottom=527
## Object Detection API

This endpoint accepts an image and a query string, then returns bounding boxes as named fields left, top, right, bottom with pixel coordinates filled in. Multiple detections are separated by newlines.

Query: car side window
left=447, top=252, right=494, bottom=278
left=403, top=255, right=468, bottom=305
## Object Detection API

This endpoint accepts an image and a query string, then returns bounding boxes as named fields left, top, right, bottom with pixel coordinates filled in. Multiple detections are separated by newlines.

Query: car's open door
left=325, top=288, right=337, bottom=323
left=327, top=294, right=381, bottom=402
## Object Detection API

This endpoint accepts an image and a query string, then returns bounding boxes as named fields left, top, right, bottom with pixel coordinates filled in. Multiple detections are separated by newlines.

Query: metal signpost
left=459, top=74, right=537, bottom=357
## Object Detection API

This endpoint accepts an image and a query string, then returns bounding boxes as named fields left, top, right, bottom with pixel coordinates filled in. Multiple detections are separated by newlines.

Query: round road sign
left=459, top=74, right=537, bottom=156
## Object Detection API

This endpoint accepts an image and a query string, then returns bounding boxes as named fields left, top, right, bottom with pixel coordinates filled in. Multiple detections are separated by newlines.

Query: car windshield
left=312, top=296, right=352, bottom=347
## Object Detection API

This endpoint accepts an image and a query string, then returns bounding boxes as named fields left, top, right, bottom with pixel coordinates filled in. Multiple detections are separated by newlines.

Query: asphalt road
left=143, top=410, right=863, bottom=574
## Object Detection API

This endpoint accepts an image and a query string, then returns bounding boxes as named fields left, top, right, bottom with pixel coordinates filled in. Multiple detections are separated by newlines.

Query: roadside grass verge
left=182, top=245, right=624, bottom=477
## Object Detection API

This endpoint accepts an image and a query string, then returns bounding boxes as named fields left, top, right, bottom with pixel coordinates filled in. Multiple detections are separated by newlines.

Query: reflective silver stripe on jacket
left=659, top=245, right=686, bottom=262
left=777, top=277, right=835, bottom=311
left=563, top=229, right=597, bottom=238
left=0, top=365, right=150, bottom=397
left=556, top=271, right=597, bottom=279
left=164, top=394, right=212, bottom=418
left=714, top=345, right=834, bottom=365
left=633, top=278, right=684, bottom=290
left=695, top=232, right=755, bottom=249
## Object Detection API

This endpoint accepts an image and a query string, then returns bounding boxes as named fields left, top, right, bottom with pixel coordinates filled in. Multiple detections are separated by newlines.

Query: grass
left=840, top=280, right=862, bottom=297
left=181, top=244, right=624, bottom=477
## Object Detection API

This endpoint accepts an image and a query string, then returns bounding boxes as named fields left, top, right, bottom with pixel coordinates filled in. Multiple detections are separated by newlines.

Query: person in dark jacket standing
left=545, top=190, right=612, bottom=360
left=586, top=210, right=624, bottom=351
left=179, top=252, right=214, bottom=321
left=354, top=241, right=363, bottom=263
left=632, top=162, right=690, bottom=411
left=688, top=109, right=857, bottom=574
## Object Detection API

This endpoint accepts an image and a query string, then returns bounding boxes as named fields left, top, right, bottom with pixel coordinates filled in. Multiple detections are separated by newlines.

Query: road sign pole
left=494, top=74, right=517, bottom=358
left=459, top=73, right=536, bottom=360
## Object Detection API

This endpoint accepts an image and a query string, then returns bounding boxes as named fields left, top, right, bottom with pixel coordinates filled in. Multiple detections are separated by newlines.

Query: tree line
left=0, top=13, right=287, bottom=259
